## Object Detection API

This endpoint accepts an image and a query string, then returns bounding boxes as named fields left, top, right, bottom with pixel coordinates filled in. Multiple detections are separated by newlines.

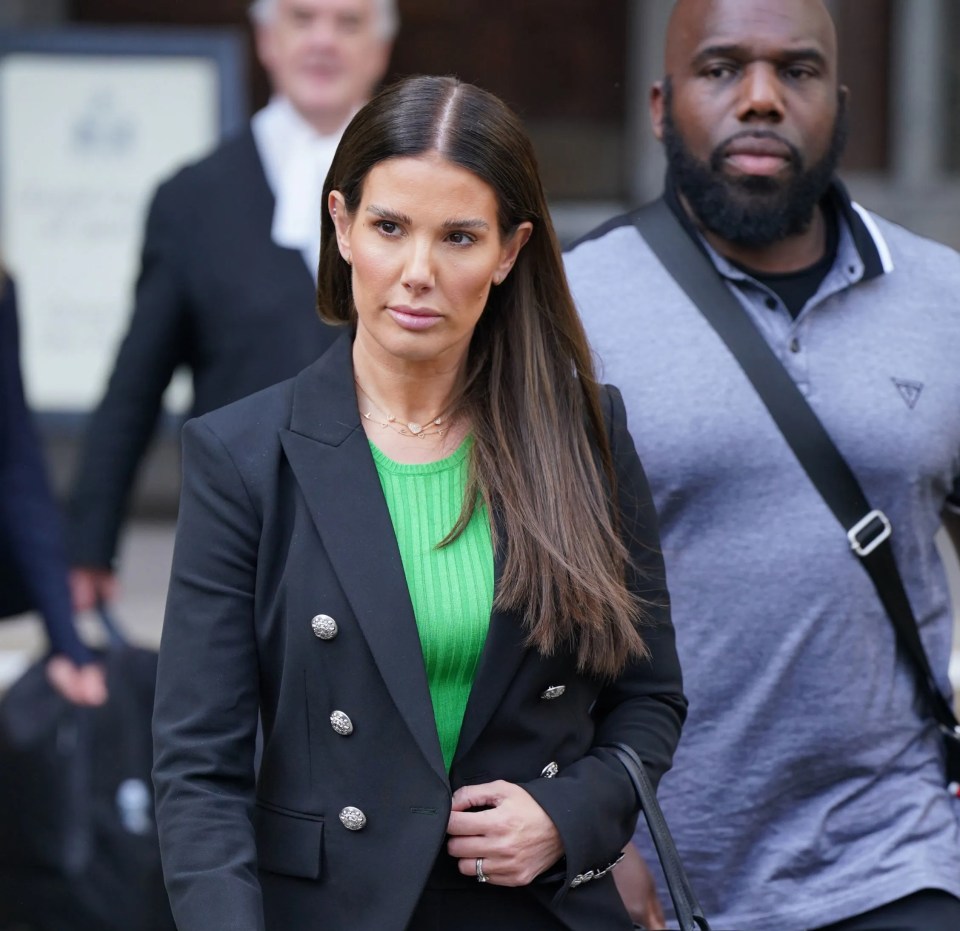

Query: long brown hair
left=317, top=75, right=648, bottom=677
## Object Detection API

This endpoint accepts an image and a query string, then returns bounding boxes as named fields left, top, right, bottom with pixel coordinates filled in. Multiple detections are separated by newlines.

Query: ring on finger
left=475, top=857, right=488, bottom=883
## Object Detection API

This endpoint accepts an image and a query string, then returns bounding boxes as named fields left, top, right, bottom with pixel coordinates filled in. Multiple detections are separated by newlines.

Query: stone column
left=625, top=0, right=671, bottom=205
left=890, top=0, right=946, bottom=184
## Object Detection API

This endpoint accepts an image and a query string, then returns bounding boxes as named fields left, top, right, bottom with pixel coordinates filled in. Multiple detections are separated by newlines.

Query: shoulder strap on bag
left=631, top=198, right=960, bottom=735
left=606, top=742, right=711, bottom=931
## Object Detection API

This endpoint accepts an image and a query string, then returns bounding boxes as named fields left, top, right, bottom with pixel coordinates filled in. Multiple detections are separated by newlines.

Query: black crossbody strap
left=632, top=198, right=959, bottom=732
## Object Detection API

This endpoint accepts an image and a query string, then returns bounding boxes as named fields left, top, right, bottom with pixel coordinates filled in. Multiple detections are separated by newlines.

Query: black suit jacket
left=67, top=128, right=339, bottom=568
left=0, top=278, right=90, bottom=662
left=152, top=333, right=686, bottom=931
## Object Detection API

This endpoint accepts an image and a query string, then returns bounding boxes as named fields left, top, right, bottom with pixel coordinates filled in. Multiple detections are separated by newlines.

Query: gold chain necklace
left=354, top=376, right=450, bottom=439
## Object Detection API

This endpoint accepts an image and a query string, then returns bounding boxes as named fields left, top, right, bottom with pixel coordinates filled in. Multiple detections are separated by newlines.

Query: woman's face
left=329, top=152, right=531, bottom=371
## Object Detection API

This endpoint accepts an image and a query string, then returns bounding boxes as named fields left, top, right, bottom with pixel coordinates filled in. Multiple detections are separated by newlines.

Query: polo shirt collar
left=662, top=173, right=893, bottom=283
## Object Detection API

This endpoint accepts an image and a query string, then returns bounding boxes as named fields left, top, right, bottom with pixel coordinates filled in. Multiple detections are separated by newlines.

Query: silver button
left=311, top=614, right=338, bottom=639
left=541, top=761, right=559, bottom=779
left=540, top=684, right=566, bottom=700
left=339, top=806, right=366, bottom=831
left=330, top=710, right=353, bottom=735
left=571, top=869, right=595, bottom=888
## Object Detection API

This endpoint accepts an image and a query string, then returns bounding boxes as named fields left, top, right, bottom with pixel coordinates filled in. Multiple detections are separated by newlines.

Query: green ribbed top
left=370, top=437, right=493, bottom=771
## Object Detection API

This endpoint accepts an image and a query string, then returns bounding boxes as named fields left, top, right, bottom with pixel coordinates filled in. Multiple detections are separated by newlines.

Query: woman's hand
left=46, top=655, right=108, bottom=706
left=446, top=780, right=564, bottom=886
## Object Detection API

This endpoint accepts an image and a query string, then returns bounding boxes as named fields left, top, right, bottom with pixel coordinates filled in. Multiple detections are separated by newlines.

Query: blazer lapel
left=453, top=519, right=531, bottom=765
left=279, top=334, right=446, bottom=781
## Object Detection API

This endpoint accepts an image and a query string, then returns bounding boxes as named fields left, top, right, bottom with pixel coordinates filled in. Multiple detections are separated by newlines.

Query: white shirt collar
left=251, top=96, right=350, bottom=280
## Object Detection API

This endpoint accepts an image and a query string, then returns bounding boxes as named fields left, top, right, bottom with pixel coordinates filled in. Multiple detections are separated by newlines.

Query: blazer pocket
left=254, top=802, right=324, bottom=880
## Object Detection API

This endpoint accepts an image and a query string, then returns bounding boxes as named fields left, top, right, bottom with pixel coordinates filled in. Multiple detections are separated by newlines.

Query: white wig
left=248, top=0, right=398, bottom=41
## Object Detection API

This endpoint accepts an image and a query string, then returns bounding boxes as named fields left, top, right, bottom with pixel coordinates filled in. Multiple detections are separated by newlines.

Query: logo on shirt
left=891, top=377, right=923, bottom=410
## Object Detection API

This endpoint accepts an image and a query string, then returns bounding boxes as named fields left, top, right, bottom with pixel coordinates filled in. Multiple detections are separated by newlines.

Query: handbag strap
left=631, top=198, right=960, bottom=735
left=97, top=602, right=128, bottom=650
left=605, top=742, right=711, bottom=931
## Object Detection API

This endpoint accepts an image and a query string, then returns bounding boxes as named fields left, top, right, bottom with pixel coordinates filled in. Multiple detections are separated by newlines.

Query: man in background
left=565, top=0, right=960, bottom=928
left=68, top=0, right=396, bottom=609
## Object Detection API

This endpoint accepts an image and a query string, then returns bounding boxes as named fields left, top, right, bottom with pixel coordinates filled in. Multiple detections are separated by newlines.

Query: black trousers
left=407, top=885, right=569, bottom=931
left=812, top=889, right=960, bottom=931
left=406, top=849, right=569, bottom=931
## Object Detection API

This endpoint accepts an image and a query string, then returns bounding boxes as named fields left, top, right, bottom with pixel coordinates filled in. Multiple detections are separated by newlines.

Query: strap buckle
left=847, top=509, right=892, bottom=557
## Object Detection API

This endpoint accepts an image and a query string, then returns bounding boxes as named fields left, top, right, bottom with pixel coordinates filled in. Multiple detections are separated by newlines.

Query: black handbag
left=0, top=607, right=175, bottom=931
left=632, top=198, right=960, bottom=784
left=604, top=742, right=711, bottom=930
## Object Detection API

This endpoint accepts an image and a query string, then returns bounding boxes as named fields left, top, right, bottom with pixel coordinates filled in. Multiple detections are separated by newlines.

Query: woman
left=152, top=75, right=685, bottom=930
left=0, top=263, right=105, bottom=705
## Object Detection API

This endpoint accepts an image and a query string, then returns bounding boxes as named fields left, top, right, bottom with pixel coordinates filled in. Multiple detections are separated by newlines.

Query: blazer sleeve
left=152, top=417, right=265, bottom=931
left=522, top=383, right=686, bottom=897
left=67, top=179, right=193, bottom=569
left=0, top=280, right=92, bottom=663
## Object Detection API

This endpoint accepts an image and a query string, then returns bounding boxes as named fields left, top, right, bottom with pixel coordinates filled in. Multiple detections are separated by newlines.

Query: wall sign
left=0, top=28, right=246, bottom=414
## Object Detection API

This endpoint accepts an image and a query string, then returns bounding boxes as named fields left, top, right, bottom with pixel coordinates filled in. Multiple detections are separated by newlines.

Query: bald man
left=565, top=1, right=960, bottom=929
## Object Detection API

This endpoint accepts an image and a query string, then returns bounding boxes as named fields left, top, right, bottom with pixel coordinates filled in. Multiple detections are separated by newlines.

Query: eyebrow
left=693, top=43, right=828, bottom=69
left=366, top=204, right=490, bottom=231
left=367, top=205, right=412, bottom=225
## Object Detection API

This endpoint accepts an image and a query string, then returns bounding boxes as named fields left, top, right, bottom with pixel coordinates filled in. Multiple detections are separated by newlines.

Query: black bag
left=0, top=611, right=174, bottom=931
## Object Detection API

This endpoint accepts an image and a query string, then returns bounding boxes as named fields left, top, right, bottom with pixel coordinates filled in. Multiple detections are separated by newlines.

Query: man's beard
left=661, top=80, right=848, bottom=247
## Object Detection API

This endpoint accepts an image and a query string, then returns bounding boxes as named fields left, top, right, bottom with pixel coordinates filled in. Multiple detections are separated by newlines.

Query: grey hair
left=248, top=0, right=398, bottom=41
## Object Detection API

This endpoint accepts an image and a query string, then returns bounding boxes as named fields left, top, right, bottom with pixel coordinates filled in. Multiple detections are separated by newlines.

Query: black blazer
left=152, top=333, right=686, bottom=931
left=0, top=278, right=90, bottom=662
left=67, top=129, right=338, bottom=568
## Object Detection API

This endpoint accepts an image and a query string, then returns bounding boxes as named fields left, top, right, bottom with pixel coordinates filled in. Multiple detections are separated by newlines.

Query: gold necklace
left=354, top=376, right=450, bottom=439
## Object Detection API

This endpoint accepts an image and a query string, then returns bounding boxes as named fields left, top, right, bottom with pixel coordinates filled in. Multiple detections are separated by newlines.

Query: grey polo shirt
left=564, top=184, right=960, bottom=931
